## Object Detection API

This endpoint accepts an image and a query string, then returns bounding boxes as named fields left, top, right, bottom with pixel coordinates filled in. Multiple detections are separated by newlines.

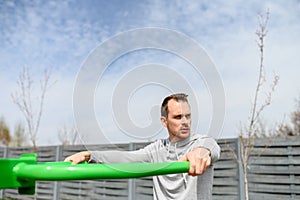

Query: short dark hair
left=161, top=93, right=189, bottom=117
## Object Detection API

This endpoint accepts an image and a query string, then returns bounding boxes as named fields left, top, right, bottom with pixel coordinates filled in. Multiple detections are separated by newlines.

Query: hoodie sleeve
left=88, top=140, right=164, bottom=164
left=194, top=135, right=221, bottom=163
left=89, top=148, right=152, bottom=164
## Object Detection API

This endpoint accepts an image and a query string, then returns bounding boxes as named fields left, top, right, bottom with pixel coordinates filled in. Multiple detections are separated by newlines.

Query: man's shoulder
left=190, top=134, right=217, bottom=145
left=144, top=138, right=165, bottom=149
left=190, top=133, right=208, bottom=140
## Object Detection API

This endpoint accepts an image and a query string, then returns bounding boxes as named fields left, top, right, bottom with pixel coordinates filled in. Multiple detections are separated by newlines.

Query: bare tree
left=58, top=125, right=79, bottom=145
left=290, top=99, right=300, bottom=134
left=9, top=121, right=29, bottom=147
left=0, top=117, right=11, bottom=146
left=274, top=95, right=300, bottom=136
left=240, top=10, right=279, bottom=200
left=11, top=67, right=53, bottom=151
left=226, top=10, right=280, bottom=200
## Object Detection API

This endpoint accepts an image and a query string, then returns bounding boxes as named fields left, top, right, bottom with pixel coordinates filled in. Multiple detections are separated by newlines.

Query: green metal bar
left=0, top=153, right=189, bottom=195
left=0, top=154, right=37, bottom=195
left=14, top=160, right=190, bottom=181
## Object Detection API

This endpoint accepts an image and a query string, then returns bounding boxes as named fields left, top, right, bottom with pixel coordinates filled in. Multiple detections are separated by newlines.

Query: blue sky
left=0, top=0, right=299, bottom=145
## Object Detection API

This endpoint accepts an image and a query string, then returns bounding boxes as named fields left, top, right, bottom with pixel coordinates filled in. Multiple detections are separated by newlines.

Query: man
left=65, top=93, right=220, bottom=200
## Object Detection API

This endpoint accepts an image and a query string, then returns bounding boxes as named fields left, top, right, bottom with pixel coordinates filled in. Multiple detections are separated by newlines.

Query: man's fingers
left=178, top=147, right=212, bottom=176
left=64, top=152, right=87, bottom=164
left=64, top=157, right=77, bottom=164
left=206, top=156, right=211, bottom=170
left=195, top=159, right=202, bottom=175
left=194, top=156, right=205, bottom=175
left=188, top=154, right=196, bottom=175
left=179, top=154, right=197, bottom=176
left=64, top=156, right=72, bottom=162
left=178, top=155, right=187, bottom=162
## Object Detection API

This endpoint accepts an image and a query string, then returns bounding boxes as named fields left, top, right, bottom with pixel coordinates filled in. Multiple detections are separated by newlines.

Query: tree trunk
left=244, top=163, right=249, bottom=200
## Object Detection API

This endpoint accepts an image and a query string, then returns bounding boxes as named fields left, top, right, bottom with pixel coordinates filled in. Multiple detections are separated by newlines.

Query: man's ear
left=160, top=116, right=167, bottom=128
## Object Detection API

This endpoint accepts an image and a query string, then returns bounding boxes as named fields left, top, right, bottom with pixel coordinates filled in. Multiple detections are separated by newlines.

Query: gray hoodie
left=90, top=134, right=220, bottom=200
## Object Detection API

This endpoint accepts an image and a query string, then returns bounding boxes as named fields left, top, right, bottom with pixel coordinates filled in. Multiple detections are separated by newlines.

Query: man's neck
left=169, top=135, right=190, bottom=144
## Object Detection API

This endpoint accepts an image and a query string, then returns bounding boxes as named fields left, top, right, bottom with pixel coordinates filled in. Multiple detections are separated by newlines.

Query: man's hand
left=178, top=147, right=211, bottom=176
left=64, top=151, right=91, bottom=164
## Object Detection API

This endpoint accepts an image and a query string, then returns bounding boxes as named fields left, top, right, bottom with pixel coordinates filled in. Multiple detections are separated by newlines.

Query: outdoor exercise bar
left=0, top=153, right=189, bottom=195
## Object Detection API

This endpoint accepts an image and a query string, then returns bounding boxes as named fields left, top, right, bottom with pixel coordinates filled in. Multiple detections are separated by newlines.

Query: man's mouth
left=180, top=128, right=190, bottom=133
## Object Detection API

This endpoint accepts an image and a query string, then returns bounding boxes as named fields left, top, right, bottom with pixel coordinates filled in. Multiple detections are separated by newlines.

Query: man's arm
left=64, top=148, right=152, bottom=164
left=64, top=151, right=91, bottom=164
left=178, top=147, right=211, bottom=176
left=178, top=136, right=220, bottom=176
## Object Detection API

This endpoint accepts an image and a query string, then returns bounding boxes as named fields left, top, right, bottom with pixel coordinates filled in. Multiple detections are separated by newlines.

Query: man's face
left=161, top=99, right=191, bottom=142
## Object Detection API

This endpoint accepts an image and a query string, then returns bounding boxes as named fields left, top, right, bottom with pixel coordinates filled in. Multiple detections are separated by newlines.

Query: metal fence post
left=287, top=145, right=296, bottom=199
left=53, top=145, right=63, bottom=200
left=128, top=143, right=136, bottom=200
left=236, top=138, right=245, bottom=200
left=0, top=146, right=8, bottom=198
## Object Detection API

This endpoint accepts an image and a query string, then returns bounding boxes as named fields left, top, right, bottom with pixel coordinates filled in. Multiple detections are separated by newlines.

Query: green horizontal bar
left=14, top=161, right=190, bottom=181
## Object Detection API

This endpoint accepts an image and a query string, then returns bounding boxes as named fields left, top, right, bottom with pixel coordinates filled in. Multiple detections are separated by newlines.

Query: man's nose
left=181, top=116, right=188, bottom=123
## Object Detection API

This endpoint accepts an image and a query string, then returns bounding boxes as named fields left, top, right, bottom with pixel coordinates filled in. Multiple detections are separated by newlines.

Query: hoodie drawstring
left=174, top=143, right=188, bottom=188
